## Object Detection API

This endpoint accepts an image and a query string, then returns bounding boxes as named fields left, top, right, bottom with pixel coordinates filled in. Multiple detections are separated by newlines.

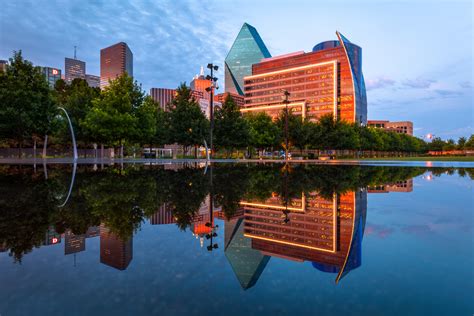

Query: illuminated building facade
left=64, top=230, right=85, bottom=255
left=368, top=120, right=413, bottom=136
left=0, top=60, right=7, bottom=72
left=100, top=224, right=133, bottom=270
left=65, top=57, right=86, bottom=83
left=85, top=74, right=100, bottom=88
left=100, top=42, right=133, bottom=89
left=368, top=179, right=413, bottom=193
left=150, top=88, right=176, bottom=110
left=215, top=92, right=245, bottom=108
left=150, top=204, right=176, bottom=225
left=225, top=23, right=271, bottom=96
left=242, top=31, right=367, bottom=124
left=190, top=66, right=211, bottom=100
left=40, top=67, right=61, bottom=87
left=241, top=189, right=367, bottom=283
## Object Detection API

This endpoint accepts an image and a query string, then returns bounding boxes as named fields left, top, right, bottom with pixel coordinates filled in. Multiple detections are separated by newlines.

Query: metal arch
left=58, top=107, right=78, bottom=160
left=58, top=162, right=77, bottom=208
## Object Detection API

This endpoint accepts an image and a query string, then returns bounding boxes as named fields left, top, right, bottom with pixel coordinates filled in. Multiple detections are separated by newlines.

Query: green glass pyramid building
left=225, top=23, right=271, bottom=96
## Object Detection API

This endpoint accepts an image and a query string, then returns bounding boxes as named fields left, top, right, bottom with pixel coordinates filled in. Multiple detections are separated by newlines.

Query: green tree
left=245, top=112, right=281, bottom=156
left=83, top=73, right=144, bottom=156
left=214, top=95, right=249, bottom=157
left=275, top=111, right=311, bottom=154
left=457, top=136, right=467, bottom=150
left=168, top=83, right=209, bottom=157
left=0, top=51, right=57, bottom=156
left=464, top=135, right=474, bottom=149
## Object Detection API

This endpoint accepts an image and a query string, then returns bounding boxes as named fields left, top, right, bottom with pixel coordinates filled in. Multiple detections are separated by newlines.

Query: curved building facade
left=241, top=31, right=367, bottom=124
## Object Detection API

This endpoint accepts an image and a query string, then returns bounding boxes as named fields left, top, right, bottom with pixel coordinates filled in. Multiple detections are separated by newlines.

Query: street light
left=281, top=90, right=290, bottom=161
left=205, top=63, right=219, bottom=160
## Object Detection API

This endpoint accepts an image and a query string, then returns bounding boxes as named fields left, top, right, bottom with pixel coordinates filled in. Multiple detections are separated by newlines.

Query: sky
left=0, top=0, right=472, bottom=139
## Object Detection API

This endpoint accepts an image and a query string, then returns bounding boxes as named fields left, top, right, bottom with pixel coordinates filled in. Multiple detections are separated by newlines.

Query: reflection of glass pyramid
left=225, top=23, right=271, bottom=95
left=224, top=217, right=270, bottom=290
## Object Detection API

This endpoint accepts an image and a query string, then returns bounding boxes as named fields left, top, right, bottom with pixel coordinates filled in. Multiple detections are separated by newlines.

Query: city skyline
left=0, top=0, right=472, bottom=139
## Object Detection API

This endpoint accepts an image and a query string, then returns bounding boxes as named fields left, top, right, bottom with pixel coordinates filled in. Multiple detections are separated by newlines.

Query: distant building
left=64, top=230, right=85, bottom=255
left=149, top=204, right=176, bottom=225
left=241, top=31, right=367, bottom=124
left=225, top=23, right=271, bottom=96
left=368, top=179, right=413, bottom=193
left=43, top=226, right=61, bottom=245
left=65, top=57, right=86, bottom=83
left=40, top=67, right=61, bottom=87
left=215, top=92, right=245, bottom=108
left=367, top=120, right=413, bottom=135
left=85, top=74, right=100, bottom=88
left=150, top=88, right=176, bottom=110
left=0, top=60, right=7, bottom=72
left=100, top=42, right=133, bottom=89
left=190, top=66, right=211, bottom=99
left=100, top=224, right=133, bottom=270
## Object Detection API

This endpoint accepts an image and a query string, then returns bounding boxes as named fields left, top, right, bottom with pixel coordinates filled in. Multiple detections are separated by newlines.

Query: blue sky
left=1, top=0, right=472, bottom=139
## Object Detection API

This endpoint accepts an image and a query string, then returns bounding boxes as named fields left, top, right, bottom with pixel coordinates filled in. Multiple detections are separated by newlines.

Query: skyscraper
left=225, top=23, right=271, bottom=96
left=100, top=42, right=133, bottom=89
left=100, top=224, right=133, bottom=270
left=85, top=74, right=100, bottom=88
left=0, top=60, right=7, bottom=72
left=190, top=66, right=211, bottom=99
left=65, top=57, right=86, bottom=83
left=40, top=67, right=61, bottom=88
left=150, top=88, right=176, bottom=110
left=241, top=31, right=368, bottom=124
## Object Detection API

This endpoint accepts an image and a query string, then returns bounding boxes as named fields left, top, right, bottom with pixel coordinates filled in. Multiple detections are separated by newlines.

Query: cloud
left=365, top=77, right=396, bottom=91
left=402, top=77, right=436, bottom=89
left=459, top=81, right=472, bottom=89
left=434, top=89, right=463, bottom=97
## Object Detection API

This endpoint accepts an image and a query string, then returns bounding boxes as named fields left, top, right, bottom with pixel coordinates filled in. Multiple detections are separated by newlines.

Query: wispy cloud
left=459, top=81, right=472, bottom=89
left=365, top=77, right=396, bottom=91
left=402, top=77, right=436, bottom=89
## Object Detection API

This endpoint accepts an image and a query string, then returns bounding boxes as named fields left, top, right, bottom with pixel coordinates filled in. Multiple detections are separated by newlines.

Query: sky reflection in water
left=0, top=163, right=472, bottom=316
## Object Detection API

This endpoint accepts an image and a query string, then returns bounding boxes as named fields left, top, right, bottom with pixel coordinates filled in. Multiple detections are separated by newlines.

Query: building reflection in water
left=224, top=189, right=367, bottom=289
left=99, top=224, right=133, bottom=271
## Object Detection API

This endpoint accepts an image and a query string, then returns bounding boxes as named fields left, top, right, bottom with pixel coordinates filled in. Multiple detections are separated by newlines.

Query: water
left=0, top=163, right=472, bottom=316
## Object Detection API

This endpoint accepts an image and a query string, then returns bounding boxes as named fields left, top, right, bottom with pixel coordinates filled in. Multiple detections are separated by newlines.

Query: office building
left=0, top=60, right=7, bottom=72
left=225, top=23, right=271, bottom=96
left=40, top=67, right=61, bottom=88
left=150, top=88, right=176, bottom=110
left=190, top=66, right=211, bottom=99
left=215, top=92, right=245, bottom=108
left=100, top=224, right=133, bottom=270
left=100, top=42, right=133, bottom=89
left=85, top=74, right=100, bottom=88
left=368, top=120, right=413, bottom=135
left=43, top=226, right=61, bottom=245
left=241, top=31, right=367, bottom=124
left=368, top=179, right=413, bottom=193
left=150, top=204, right=176, bottom=225
left=64, top=230, right=85, bottom=255
left=65, top=57, right=86, bottom=83
left=241, top=189, right=367, bottom=283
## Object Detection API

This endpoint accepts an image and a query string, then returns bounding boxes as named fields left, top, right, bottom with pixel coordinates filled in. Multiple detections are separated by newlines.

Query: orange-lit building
left=100, top=42, right=133, bottom=89
left=367, top=120, right=413, bottom=135
left=100, top=224, right=133, bottom=270
left=215, top=92, right=245, bottom=108
left=240, top=189, right=367, bottom=283
left=241, top=31, right=367, bottom=124
left=368, top=179, right=413, bottom=193
left=190, top=66, right=211, bottom=100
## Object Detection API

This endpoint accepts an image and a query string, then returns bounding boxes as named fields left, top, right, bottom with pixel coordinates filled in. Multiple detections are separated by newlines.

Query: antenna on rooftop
left=74, top=46, right=77, bottom=59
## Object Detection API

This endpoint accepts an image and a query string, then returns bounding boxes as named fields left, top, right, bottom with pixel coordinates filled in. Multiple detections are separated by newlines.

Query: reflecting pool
left=0, top=163, right=472, bottom=315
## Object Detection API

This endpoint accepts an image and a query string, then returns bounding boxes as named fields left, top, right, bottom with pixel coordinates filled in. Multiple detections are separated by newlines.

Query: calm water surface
left=0, top=163, right=472, bottom=316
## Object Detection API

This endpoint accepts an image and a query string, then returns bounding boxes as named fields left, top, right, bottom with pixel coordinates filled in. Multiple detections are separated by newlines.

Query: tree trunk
left=194, top=145, right=198, bottom=159
left=33, top=139, right=37, bottom=159
left=120, top=143, right=124, bottom=158
left=101, top=144, right=104, bottom=159
left=42, top=135, right=48, bottom=158
left=18, top=141, right=22, bottom=159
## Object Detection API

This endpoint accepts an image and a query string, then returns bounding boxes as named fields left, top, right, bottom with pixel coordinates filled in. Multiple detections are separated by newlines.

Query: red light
left=52, top=237, right=58, bottom=244
left=52, top=69, right=58, bottom=75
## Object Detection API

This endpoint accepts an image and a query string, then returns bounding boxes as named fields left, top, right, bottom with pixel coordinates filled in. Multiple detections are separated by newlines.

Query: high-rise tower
left=224, top=23, right=271, bottom=96
left=100, top=42, right=133, bottom=89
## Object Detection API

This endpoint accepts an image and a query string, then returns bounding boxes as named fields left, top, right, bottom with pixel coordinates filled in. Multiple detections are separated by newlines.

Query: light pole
left=205, top=64, right=219, bottom=160
left=281, top=90, right=291, bottom=161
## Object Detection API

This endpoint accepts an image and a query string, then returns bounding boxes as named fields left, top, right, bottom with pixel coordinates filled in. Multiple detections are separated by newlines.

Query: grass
left=356, top=156, right=474, bottom=162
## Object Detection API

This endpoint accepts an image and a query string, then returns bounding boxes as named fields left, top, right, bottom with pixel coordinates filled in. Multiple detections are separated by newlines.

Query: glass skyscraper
left=65, top=57, right=86, bottom=83
left=224, top=23, right=271, bottom=96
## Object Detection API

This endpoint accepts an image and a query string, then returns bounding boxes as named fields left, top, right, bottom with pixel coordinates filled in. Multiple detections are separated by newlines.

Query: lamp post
left=281, top=90, right=291, bottom=161
left=205, top=64, right=219, bottom=160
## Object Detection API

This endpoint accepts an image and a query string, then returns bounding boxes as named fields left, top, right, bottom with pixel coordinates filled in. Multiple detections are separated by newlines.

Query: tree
left=214, top=94, right=249, bottom=157
left=275, top=111, right=311, bottom=154
left=464, top=135, right=474, bottom=149
left=457, top=137, right=467, bottom=150
left=168, top=83, right=209, bottom=157
left=135, top=96, right=158, bottom=148
left=245, top=112, right=281, bottom=156
left=83, top=73, right=144, bottom=156
left=0, top=51, right=57, bottom=156
left=54, top=78, right=100, bottom=148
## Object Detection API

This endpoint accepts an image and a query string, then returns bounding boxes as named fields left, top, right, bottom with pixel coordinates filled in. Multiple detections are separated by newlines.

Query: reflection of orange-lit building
left=241, top=189, right=366, bottom=283
left=100, top=224, right=133, bottom=270
left=368, top=179, right=413, bottom=193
